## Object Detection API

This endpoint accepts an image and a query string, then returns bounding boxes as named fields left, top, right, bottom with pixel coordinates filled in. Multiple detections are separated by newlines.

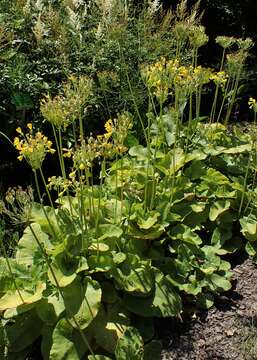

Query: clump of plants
left=0, top=1, right=257, bottom=359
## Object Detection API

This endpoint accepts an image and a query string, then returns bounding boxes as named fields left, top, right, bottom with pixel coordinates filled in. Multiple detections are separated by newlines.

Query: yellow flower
left=104, top=119, right=113, bottom=135
left=248, top=97, right=257, bottom=113
left=13, top=129, right=55, bottom=169
left=63, top=148, right=72, bottom=158
left=27, top=123, right=32, bottom=130
left=16, top=127, right=22, bottom=134
left=79, top=163, right=85, bottom=170
left=69, top=171, right=76, bottom=179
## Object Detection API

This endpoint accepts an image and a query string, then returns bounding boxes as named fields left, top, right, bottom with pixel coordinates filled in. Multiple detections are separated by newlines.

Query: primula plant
left=0, top=1, right=257, bottom=360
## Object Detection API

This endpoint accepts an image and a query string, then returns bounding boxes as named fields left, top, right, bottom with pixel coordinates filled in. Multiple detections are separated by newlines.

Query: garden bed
left=160, top=256, right=257, bottom=360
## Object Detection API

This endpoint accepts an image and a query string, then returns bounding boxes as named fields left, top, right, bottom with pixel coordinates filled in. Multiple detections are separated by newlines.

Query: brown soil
left=160, top=256, right=257, bottom=360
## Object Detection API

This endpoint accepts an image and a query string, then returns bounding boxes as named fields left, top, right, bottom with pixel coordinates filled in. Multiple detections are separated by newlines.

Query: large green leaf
left=11, top=92, right=33, bottom=110
left=152, top=276, right=182, bottom=317
left=4, top=309, right=43, bottom=352
left=240, top=215, right=257, bottom=242
left=41, top=324, right=54, bottom=360
left=36, top=294, right=65, bottom=324
left=88, top=254, right=114, bottom=273
left=0, top=258, right=16, bottom=294
left=170, top=224, right=202, bottom=245
left=115, top=327, right=144, bottom=360
left=201, top=168, right=230, bottom=185
left=196, top=293, right=214, bottom=309
left=134, top=316, right=154, bottom=342
left=16, top=223, right=52, bottom=265
left=49, top=319, right=85, bottom=360
left=209, top=200, right=230, bottom=221
left=245, top=241, right=257, bottom=257
left=92, top=303, right=130, bottom=354
left=47, top=253, right=78, bottom=288
left=30, top=203, right=61, bottom=242
left=63, top=277, right=101, bottom=330
left=113, top=255, right=154, bottom=295
left=98, top=224, right=123, bottom=241
left=0, top=282, right=46, bottom=311
left=156, top=148, right=186, bottom=176
left=129, top=145, right=149, bottom=160
left=137, top=212, right=160, bottom=230
left=185, top=160, right=206, bottom=180
left=123, top=276, right=181, bottom=318
left=205, top=273, right=231, bottom=292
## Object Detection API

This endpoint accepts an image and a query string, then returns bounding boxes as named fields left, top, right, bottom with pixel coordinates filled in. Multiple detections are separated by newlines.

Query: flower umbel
left=216, top=36, right=237, bottom=49
left=40, top=76, right=92, bottom=130
left=210, top=71, right=228, bottom=89
left=14, top=125, right=55, bottom=170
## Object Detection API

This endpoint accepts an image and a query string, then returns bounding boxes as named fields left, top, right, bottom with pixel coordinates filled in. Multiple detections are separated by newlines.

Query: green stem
left=39, top=167, right=54, bottom=208
left=217, top=78, right=231, bottom=123
left=224, top=72, right=241, bottom=126
left=52, top=125, right=64, bottom=177
left=33, top=170, right=59, bottom=241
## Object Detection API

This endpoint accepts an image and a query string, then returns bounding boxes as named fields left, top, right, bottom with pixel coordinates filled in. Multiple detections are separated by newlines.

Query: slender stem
left=0, top=132, right=14, bottom=147
left=210, top=83, right=220, bottom=123
left=220, top=48, right=226, bottom=72
left=33, top=170, right=58, bottom=241
left=78, top=173, right=88, bottom=251
left=224, top=70, right=241, bottom=126
left=217, top=78, right=231, bottom=123
left=196, top=85, right=202, bottom=120
left=125, top=70, right=148, bottom=144
left=52, top=125, right=64, bottom=177
left=58, top=129, right=67, bottom=179
left=39, top=167, right=54, bottom=208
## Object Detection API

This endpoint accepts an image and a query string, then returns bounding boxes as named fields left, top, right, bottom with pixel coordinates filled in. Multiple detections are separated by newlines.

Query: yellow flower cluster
left=104, top=119, right=113, bottom=138
left=210, top=71, right=228, bottom=89
left=192, top=66, right=212, bottom=86
left=142, top=58, right=218, bottom=102
left=70, top=113, right=133, bottom=179
left=111, top=112, right=133, bottom=146
left=14, top=124, right=55, bottom=170
left=47, top=176, right=72, bottom=196
left=248, top=97, right=257, bottom=113
left=142, top=58, right=179, bottom=101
